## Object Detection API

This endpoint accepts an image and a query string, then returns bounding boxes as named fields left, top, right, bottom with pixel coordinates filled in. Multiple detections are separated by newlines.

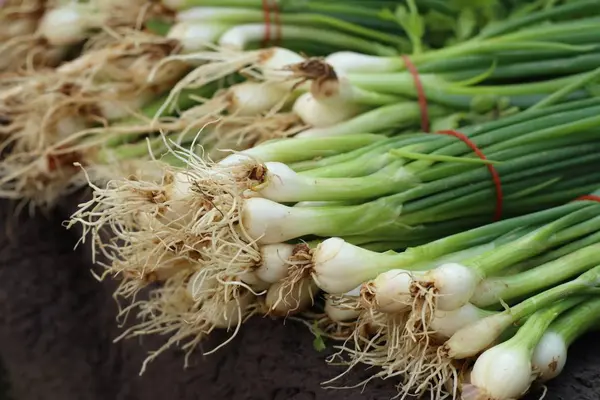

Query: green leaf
left=394, top=0, right=425, bottom=54
left=422, top=10, right=455, bottom=33
left=456, top=8, right=477, bottom=40
left=430, top=112, right=467, bottom=132
left=311, top=321, right=327, bottom=352
left=586, top=84, right=600, bottom=97
left=313, top=335, right=326, bottom=352
left=390, top=149, right=499, bottom=165
left=377, top=8, right=397, bottom=22
left=144, top=18, right=172, bottom=37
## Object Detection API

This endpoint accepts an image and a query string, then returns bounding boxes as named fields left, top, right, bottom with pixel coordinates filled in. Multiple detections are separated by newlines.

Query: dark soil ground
left=0, top=193, right=598, bottom=400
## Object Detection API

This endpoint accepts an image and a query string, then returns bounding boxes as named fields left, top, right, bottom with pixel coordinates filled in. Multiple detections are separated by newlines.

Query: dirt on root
left=0, top=192, right=597, bottom=400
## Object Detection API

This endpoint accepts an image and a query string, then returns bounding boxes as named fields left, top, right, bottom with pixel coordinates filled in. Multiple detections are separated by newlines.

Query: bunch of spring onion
left=0, top=28, right=202, bottom=209
left=63, top=0, right=600, bottom=369
left=158, top=0, right=600, bottom=145
left=0, top=42, right=359, bottom=209
left=1, top=0, right=474, bottom=208
left=163, top=4, right=404, bottom=56
left=287, top=3, right=600, bottom=135
left=319, top=194, right=600, bottom=399
left=119, top=9, right=600, bottom=198
left=159, top=0, right=554, bottom=54
left=9, top=0, right=599, bottom=209
left=0, top=0, right=172, bottom=74
left=0, top=35, right=297, bottom=209
left=67, top=95, right=600, bottom=370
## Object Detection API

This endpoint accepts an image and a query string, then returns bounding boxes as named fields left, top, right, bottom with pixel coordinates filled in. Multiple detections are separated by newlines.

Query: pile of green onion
left=2, top=0, right=600, bottom=399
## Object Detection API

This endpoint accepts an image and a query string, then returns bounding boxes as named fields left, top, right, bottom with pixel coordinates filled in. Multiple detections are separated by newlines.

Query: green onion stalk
left=157, top=0, right=579, bottom=61
left=217, top=98, right=600, bottom=250
left=159, top=0, right=420, bottom=55
left=149, top=2, right=424, bottom=124
left=151, top=0, right=506, bottom=114
left=164, top=6, right=405, bottom=56
left=284, top=58, right=600, bottom=138
left=530, top=297, right=600, bottom=383
left=314, top=1, right=600, bottom=74
left=270, top=1, right=600, bottom=133
left=462, top=297, right=590, bottom=400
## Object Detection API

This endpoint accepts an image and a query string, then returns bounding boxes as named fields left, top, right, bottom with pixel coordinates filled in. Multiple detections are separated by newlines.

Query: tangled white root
left=265, top=275, right=318, bottom=317
left=69, top=137, right=309, bottom=371
left=113, top=273, right=260, bottom=375
left=69, top=160, right=179, bottom=257
left=150, top=45, right=306, bottom=123
left=404, top=279, right=439, bottom=344
left=0, top=30, right=189, bottom=207
left=0, top=0, right=173, bottom=73
left=151, top=47, right=263, bottom=121
left=114, top=268, right=259, bottom=374
left=58, top=28, right=185, bottom=86
left=323, top=309, right=390, bottom=387
left=175, top=102, right=304, bottom=162
left=322, top=294, right=464, bottom=400
left=0, top=0, right=55, bottom=72
left=270, top=242, right=315, bottom=306
left=68, top=134, right=271, bottom=270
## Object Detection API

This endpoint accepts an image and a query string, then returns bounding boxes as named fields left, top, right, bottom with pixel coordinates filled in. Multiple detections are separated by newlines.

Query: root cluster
left=322, top=275, right=468, bottom=400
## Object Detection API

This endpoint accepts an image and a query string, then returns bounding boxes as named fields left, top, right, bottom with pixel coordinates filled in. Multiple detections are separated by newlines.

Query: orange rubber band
left=262, top=0, right=282, bottom=47
left=437, top=129, right=504, bottom=221
left=575, top=195, right=600, bottom=202
left=402, top=54, right=430, bottom=133
left=402, top=57, right=502, bottom=218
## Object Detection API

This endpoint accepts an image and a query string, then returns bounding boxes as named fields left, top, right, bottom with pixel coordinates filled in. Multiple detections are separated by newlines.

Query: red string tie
left=574, top=195, right=600, bottom=203
left=436, top=130, right=504, bottom=221
left=401, top=54, right=429, bottom=133
left=262, top=0, right=282, bottom=47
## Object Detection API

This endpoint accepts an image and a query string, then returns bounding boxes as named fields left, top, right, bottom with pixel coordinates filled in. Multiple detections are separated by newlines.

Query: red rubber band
left=261, top=0, right=272, bottom=47
left=437, top=130, right=504, bottom=221
left=574, top=195, right=600, bottom=202
left=402, top=57, right=502, bottom=218
left=262, top=0, right=282, bottom=47
left=401, top=54, right=430, bottom=133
